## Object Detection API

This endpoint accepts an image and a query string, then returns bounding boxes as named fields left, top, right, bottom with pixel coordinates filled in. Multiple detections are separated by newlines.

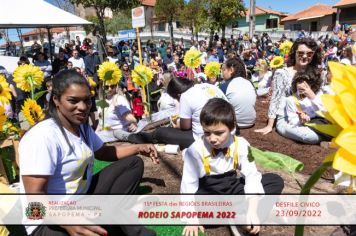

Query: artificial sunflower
left=0, top=106, right=6, bottom=132
left=0, top=75, right=12, bottom=105
left=183, top=48, right=202, bottom=69
left=131, top=65, right=154, bottom=87
left=13, top=64, right=44, bottom=92
left=22, top=99, right=45, bottom=127
left=87, top=77, right=97, bottom=97
left=269, top=56, right=284, bottom=69
left=279, top=40, right=293, bottom=56
left=305, top=62, right=356, bottom=191
left=97, top=61, right=122, bottom=86
left=204, top=62, right=221, bottom=79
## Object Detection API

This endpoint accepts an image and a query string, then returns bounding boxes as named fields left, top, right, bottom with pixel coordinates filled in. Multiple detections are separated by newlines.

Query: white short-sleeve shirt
left=19, top=118, right=103, bottom=194
left=180, top=136, right=264, bottom=194
left=97, top=94, right=132, bottom=131
left=179, top=83, right=227, bottom=140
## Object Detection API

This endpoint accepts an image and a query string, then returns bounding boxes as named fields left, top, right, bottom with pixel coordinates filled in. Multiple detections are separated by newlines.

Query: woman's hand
left=128, top=123, right=138, bottom=132
left=297, top=111, right=310, bottom=124
left=61, top=225, right=107, bottom=236
left=182, top=226, right=205, bottom=236
left=137, top=144, right=159, bottom=164
left=254, top=125, right=272, bottom=135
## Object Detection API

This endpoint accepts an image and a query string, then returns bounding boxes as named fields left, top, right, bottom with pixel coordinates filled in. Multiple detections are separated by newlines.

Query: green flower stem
left=102, top=81, right=106, bottom=130
left=28, top=76, right=34, bottom=99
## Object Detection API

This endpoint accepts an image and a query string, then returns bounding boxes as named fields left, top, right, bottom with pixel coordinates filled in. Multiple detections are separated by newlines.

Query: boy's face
left=202, top=122, right=231, bottom=149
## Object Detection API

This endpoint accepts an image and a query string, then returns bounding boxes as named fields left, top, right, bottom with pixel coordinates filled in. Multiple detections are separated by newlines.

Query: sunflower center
left=104, top=71, right=114, bottom=81
left=0, top=85, right=3, bottom=94
left=30, top=109, right=40, bottom=121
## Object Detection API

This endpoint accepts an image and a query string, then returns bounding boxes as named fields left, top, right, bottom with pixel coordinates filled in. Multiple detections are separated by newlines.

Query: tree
left=179, top=0, right=206, bottom=41
left=207, top=0, right=245, bottom=39
left=106, top=10, right=132, bottom=34
left=70, top=0, right=139, bottom=43
left=53, top=0, right=76, bottom=41
left=155, top=0, right=184, bottom=45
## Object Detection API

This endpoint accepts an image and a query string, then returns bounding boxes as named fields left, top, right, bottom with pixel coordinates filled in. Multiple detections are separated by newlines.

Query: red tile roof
left=245, top=6, right=288, bottom=17
left=281, top=3, right=336, bottom=22
left=334, top=0, right=356, bottom=7
left=141, top=0, right=156, bottom=7
left=21, top=27, right=78, bottom=37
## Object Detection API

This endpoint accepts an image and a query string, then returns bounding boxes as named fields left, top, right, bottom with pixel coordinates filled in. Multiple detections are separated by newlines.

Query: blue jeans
left=276, top=116, right=322, bottom=144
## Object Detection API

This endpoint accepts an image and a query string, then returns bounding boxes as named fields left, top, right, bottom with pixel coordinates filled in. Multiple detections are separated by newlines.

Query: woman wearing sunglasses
left=255, top=38, right=323, bottom=135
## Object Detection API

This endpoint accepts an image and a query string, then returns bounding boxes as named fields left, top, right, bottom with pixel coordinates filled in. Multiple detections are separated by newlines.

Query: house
left=233, top=6, right=288, bottom=32
left=281, top=4, right=337, bottom=32
left=20, top=28, right=85, bottom=47
left=333, top=0, right=356, bottom=27
left=141, top=0, right=185, bottom=33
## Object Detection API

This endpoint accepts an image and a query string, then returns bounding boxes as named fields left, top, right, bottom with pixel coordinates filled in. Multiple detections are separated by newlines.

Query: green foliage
left=70, top=0, right=139, bottom=41
left=179, top=0, right=206, bottom=35
left=155, top=0, right=184, bottom=23
left=106, top=10, right=132, bottom=34
left=206, top=0, right=245, bottom=34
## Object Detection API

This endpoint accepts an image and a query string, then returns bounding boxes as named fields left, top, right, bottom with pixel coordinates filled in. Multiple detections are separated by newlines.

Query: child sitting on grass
left=180, top=98, right=284, bottom=236
left=277, top=67, right=327, bottom=144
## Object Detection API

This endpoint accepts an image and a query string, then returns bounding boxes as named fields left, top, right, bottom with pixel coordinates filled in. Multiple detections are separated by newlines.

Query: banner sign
left=1, top=195, right=356, bottom=225
left=132, top=6, right=145, bottom=28
left=118, top=29, right=136, bottom=40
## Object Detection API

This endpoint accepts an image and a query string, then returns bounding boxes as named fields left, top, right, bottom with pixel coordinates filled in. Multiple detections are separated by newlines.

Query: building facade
left=281, top=4, right=337, bottom=32
left=234, top=6, right=288, bottom=33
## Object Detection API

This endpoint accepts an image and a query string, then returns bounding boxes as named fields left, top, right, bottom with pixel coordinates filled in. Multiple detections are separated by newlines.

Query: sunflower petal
left=332, top=148, right=356, bottom=176
left=335, top=125, right=356, bottom=155
left=344, top=64, right=356, bottom=91
left=331, top=77, right=356, bottom=123
left=321, top=94, right=352, bottom=129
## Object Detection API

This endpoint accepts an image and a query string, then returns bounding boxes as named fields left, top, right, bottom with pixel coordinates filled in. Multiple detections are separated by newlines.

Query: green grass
left=93, top=160, right=205, bottom=236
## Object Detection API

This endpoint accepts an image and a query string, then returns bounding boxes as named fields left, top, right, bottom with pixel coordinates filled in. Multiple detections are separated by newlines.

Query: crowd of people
left=0, top=27, right=355, bottom=236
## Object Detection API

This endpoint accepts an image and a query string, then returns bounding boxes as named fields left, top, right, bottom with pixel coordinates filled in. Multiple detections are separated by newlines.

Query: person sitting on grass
left=96, top=83, right=138, bottom=132
left=276, top=67, right=328, bottom=144
left=180, top=98, right=284, bottom=236
left=19, top=69, right=158, bottom=236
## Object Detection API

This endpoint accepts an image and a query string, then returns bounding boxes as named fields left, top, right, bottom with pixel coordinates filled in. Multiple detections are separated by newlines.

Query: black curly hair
left=291, top=66, right=323, bottom=94
left=287, top=38, right=322, bottom=67
left=224, top=56, right=247, bottom=79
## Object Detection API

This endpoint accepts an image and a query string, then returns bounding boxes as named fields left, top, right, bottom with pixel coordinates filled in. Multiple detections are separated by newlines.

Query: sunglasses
left=296, top=51, right=314, bottom=58
left=104, top=85, right=117, bottom=90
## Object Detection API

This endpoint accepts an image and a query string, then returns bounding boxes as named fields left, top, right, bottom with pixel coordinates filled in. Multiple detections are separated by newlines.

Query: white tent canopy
left=0, top=0, right=92, bottom=28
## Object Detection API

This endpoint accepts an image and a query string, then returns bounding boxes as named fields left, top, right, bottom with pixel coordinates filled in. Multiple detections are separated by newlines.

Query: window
left=176, top=21, right=182, bottom=29
left=158, top=22, right=165, bottom=31
left=310, top=21, right=318, bottom=32
left=266, top=18, right=278, bottom=29
left=32, top=36, right=38, bottom=41
left=292, top=24, right=301, bottom=31
left=24, top=37, right=30, bottom=42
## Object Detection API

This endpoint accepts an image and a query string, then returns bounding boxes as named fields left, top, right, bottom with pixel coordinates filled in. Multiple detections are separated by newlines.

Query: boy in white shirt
left=181, top=98, right=284, bottom=236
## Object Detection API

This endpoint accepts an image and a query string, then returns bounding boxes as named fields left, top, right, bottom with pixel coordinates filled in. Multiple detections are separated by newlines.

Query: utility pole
left=249, top=0, right=256, bottom=39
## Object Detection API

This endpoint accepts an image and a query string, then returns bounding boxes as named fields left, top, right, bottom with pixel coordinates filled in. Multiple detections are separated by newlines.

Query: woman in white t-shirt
left=19, top=70, right=158, bottom=236
left=97, top=84, right=137, bottom=132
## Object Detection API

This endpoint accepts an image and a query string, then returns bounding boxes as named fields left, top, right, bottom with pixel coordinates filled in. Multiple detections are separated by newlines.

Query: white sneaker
left=113, top=129, right=130, bottom=141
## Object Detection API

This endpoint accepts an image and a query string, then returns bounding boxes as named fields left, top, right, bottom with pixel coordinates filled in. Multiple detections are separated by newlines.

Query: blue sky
left=2, top=0, right=341, bottom=44
left=243, top=0, right=339, bottom=14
